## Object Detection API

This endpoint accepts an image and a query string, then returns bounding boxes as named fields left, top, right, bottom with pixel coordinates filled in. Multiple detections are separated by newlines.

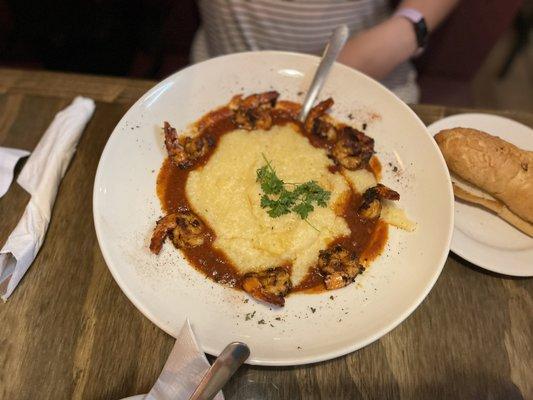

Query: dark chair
left=415, top=0, right=524, bottom=106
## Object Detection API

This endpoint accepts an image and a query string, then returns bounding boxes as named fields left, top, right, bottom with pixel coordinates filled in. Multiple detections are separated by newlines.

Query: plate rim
left=93, top=50, right=454, bottom=365
left=428, top=112, right=533, bottom=277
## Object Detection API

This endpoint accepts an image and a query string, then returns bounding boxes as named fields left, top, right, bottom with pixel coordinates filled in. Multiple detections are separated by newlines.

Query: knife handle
left=189, top=342, right=250, bottom=400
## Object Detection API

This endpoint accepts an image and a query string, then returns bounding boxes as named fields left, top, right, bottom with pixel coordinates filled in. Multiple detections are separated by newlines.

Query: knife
left=145, top=319, right=226, bottom=400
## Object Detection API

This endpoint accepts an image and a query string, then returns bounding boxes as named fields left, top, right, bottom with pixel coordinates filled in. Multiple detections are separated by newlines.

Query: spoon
left=298, top=24, right=349, bottom=122
left=189, top=342, right=250, bottom=400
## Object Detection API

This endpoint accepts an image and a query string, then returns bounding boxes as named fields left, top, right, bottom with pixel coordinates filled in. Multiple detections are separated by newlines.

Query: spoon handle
left=189, top=342, right=250, bottom=400
left=298, top=25, right=349, bottom=122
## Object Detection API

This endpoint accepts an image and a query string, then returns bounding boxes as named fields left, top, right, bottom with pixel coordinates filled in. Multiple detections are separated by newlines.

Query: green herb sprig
left=256, top=154, right=331, bottom=225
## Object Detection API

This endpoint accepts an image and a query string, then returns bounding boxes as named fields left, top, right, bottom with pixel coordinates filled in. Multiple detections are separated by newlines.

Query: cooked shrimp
left=228, top=94, right=244, bottom=110
left=358, top=184, right=400, bottom=219
left=317, top=244, right=364, bottom=290
left=231, top=91, right=279, bottom=130
left=150, top=213, right=179, bottom=254
left=304, top=98, right=334, bottom=133
left=163, top=122, right=214, bottom=169
left=239, top=91, right=279, bottom=110
left=311, top=118, right=338, bottom=141
left=373, top=184, right=400, bottom=200
left=150, top=211, right=206, bottom=254
left=358, top=196, right=382, bottom=220
left=331, top=127, right=374, bottom=170
left=242, top=267, right=291, bottom=307
left=234, top=107, right=274, bottom=130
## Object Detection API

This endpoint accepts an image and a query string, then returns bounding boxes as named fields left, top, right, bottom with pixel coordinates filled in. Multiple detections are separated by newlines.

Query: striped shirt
left=191, top=0, right=419, bottom=103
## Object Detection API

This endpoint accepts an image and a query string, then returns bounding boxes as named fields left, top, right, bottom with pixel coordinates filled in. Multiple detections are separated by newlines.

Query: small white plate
left=94, top=51, right=453, bottom=365
left=428, top=113, right=533, bottom=277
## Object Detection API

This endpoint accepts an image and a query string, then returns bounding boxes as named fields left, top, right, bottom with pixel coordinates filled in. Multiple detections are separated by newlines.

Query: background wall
left=0, top=0, right=199, bottom=78
left=0, top=0, right=531, bottom=110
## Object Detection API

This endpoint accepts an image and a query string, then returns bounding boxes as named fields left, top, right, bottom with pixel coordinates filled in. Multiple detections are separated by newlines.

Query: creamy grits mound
left=186, top=123, right=351, bottom=285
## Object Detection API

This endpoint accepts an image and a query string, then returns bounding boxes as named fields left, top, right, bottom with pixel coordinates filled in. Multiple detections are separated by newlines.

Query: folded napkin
left=0, top=147, right=30, bottom=198
left=0, top=97, right=95, bottom=301
left=144, top=319, right=224, bottom=400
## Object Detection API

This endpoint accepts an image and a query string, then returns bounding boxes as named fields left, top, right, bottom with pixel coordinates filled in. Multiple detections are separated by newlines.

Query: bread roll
left=452, top=183, right=533, bottom=237
left=435, top=128, right=533, bottom=224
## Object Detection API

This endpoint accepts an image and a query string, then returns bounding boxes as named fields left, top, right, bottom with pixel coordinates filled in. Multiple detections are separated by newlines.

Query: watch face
left=415, top=18, right=429, bottom=48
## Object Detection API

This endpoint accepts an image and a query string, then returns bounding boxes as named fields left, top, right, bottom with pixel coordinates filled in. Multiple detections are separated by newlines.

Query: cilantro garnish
left=256, top=154, right=331, bottom=225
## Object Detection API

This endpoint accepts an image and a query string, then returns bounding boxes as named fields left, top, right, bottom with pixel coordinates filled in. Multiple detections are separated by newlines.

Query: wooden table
left=0, top=68, right=532, bottom=400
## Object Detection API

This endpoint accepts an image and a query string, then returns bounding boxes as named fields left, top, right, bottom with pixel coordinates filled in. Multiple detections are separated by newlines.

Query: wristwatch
left=394, top=8, right=429, bottom=57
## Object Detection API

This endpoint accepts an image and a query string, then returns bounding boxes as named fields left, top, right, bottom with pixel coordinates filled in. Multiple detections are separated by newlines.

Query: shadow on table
left=449, top=252, right=530, bottom=281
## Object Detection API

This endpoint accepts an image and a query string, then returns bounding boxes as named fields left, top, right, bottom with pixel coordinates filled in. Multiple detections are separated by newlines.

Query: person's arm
left=399, top=0, right=460, bottom=31
left=338, top=0, right=460, bottom=80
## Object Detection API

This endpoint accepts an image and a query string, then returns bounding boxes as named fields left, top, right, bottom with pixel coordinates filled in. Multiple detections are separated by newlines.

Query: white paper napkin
left=0, top=96, right=95, bottom=301
left=0, top=147, right=30, bottom=198
left=143, top=319, right=225, bottom=400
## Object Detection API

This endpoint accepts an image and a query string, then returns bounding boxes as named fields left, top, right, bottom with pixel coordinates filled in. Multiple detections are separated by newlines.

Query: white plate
left=93, top=51, right=453, bottom=366
left=428, top=113, right=533, bottom=277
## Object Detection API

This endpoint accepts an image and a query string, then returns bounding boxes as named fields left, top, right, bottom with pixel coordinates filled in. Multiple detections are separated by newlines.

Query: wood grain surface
left=0, top=68, right=531, bottom=400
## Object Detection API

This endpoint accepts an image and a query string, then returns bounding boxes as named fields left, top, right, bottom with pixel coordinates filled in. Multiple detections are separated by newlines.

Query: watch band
left=394, top=8, right=429, bottom=57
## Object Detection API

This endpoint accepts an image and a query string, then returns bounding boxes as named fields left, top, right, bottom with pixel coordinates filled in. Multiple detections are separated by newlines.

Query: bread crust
left=435, top=127, right=533, bottom=223
left=453, top=183, right=533, bottom=237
